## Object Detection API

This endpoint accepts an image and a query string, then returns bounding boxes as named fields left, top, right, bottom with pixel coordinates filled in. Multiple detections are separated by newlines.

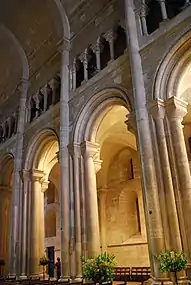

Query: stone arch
left=0, top=153, right=14, bottom=186
left=0, top=24, right=29, bottom=81
left=25, top=128, right=59, bottom=179
left=53, top=0, right=70, bottom=40
left=153, top=31, right=191, bottom=100
left=73, top=87, right=133, bottom=143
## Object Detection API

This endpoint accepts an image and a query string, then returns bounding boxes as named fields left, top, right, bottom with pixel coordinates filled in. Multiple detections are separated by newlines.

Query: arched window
left=114, top=25, right=127, bottom=59
left=38, top=90, right=44, bottom=115
left=4, top=121, right=9, bottom=139
left=45, top=211, right=56, bottom=238
left=0, top=126, right=3, bottom=143
left=100, top=37, right=110, bottom=70
left=146, top=0, right=163, bottom=34
left=46, top=84, right=53, bottom=110
left=46, top=182, right=56, bottom=204
left=76, top=58, right=84, bottom=88
left=87, top=48, right=97, bottom=79
left=54, top=76, right=61, bottom=104
left=165, top=0, right=185, bottom=19
left=9, top=116, right=15, bottom=137
left=30, top=98, right=36, bottom=122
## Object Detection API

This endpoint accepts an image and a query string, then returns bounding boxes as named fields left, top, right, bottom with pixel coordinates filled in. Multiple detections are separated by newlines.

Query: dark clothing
left=55, top=261, right=61, bottom=280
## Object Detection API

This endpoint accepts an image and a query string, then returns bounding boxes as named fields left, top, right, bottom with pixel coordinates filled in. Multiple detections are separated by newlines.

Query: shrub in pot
left=39, top=256, right=49, bottom=280
left=82, top=252, right=115, bottom=284
left=157, top=250, right=187, bottom=285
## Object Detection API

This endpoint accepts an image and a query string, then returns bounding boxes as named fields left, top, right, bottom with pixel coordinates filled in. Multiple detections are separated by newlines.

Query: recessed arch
left=25, top=128, right=59, bottom=179
left=153, top=31, right=191, bottom=100
left=73, top=87, right=133, bottom=143
left=0, top=153, right=14, bottom=187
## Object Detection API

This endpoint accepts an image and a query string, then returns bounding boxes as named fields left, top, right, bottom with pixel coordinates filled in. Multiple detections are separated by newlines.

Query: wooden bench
left=131, top=267, right=151, bottom=284
left=114, top=266, right=151, bottom=284
left=114, top=267, right=131, bottom=284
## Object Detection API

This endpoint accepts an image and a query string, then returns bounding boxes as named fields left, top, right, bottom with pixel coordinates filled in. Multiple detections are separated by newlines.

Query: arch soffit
left=0, top=153, right=14, bottom=186
left=24, top=128, right=59, bottom=172
left=53, top=0, right=71, bottom=41
left=153, top=32, right=191, bottom=100
left=73, top=87, right=132, bottom=143
left=0, top=24, right=29, bottom=81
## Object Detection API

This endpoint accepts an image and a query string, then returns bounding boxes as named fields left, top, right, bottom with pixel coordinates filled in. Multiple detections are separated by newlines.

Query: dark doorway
left=47, top=246, right=55, bottom=278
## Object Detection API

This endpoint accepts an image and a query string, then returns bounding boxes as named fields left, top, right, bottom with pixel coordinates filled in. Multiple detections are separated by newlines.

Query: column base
left=59, top=277, right=71, bottom=283
left=74, top=276, right=82, bottom=282
left=145, top=277, right=189, bottom=285
left=19, top=275, right=28, bottom=280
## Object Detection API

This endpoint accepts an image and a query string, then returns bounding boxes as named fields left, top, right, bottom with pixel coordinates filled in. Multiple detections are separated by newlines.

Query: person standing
left=55, top=257, right=61, bottom=280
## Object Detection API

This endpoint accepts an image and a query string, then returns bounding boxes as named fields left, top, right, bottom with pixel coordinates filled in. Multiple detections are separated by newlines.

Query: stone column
left=124, top=1, right=167, bottom=281
left=59, top=42, right=70, bottom=280
left=20, top=170, right=30, bottom=278
left=158, top=0, right=168, bottom=20
left=81, top=141, right=101, bottom=257
left=10, top=78, right=28, bottom=276
left=149, top=99, right=182, bottom=251
left=30, top=169, right=44, bottom=276
left=98, top=189, right=107, bottom=252
left=91, top=38, right=101, bottom=72
left=79, top=49, right=88, bottom=82
left=104, top=30, right=114, bottom=61
left=72, top=58, right=76, bottom=91
left=165, top=96, right=191, bottom=258
left=69, top=143, right=82, bottom=279
left=139, top=2, right=148, bottom=35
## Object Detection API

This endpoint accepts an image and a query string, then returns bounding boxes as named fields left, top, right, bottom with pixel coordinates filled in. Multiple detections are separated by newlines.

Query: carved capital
left=104, top=29, right=114, bottom=43
left=148, top=99, right=165, bottom=120
left=20, top=169, right=30, bottom=182
left=81, top=141, right=102, bottom=173
left=126, top=112, right=137, bottom=135
left=91, top=38, right=101, bottom=54
left=165, top=96, right=188, bottom=121
left=41, top=181, right=49, bottom=193
left=139, top=3, right=148, bottom=17
left=79, top=49, right=88, bottom=65
left=68, top=143, right=81, bottom=158
left=30, top=169, right=45, bottom=182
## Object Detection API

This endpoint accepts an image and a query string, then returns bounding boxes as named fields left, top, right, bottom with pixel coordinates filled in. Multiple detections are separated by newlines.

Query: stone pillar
left=165, top=96, right=191, bottom=258
left=81, top=141, right=101, bottom=257
left=59, top=42, right=70, bottom=280
left=158, top=0, right=168, bottom=20
left=139, top=2, right=148, bottom=35
left=91, top=38, right=101, bottom=72
left=149, top=99, right=182, bottom=251
left=79, top=49, right=88, bottom=82
left=124, top=1, right=167, bottom=281
left=10, top=78, right=28, bottom=276
left=20, top=170, right=30, bottom=278
left=69, top=143, right=82, bottom=279
left=72, top=58, right=76, bottom=91
left=98, top=189, right=107, bottom=252
left=30, top=169, right=44, bottom=276
left=104, top=30, right=114, bottom=61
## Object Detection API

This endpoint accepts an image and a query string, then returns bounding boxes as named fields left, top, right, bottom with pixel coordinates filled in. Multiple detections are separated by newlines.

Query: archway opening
left=177, top=62, right=191, bottom=162
left=27, top=131, right=60, bottom=276
left=94, top=105, right=149, bottom=266
left=0, top=154, right=14, bottom=275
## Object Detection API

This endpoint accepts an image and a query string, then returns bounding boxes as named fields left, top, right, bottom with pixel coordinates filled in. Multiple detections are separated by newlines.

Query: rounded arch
left=25, top=129, right=59, bottom=178
left=153, top=31, right=191, bottom=100
left=0, top=153, right=14, bottom=186
left=53, top=0, right=70, bottom=40
left=73, top=87, right=132, bottom=143
left=0, top=24, right=29, bottom=81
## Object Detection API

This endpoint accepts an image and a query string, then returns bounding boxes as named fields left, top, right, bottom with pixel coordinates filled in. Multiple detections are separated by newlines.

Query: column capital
left=19, top=169, right=30, bottom=182
left=97, top=188, right=108, bottom=198
left=103, top=29, right=114, bottom=43
left=126, top=112, right=137, bottom=135
left=81, top=141, right=103, bottom=173
left=137, top=2, right=148, bottom=17
left=0, top=185, right=12, bottom=193
left=148, top=99, right=165, bottom=120
left=30, top=169, right=45, bottom=182
left=41, top=181, right=49, bottom=193
left=165, top=96, right=188, bottom=121
left=91, top=39, right=100, bottom=54
left=68, top=143, right=81, bottom=158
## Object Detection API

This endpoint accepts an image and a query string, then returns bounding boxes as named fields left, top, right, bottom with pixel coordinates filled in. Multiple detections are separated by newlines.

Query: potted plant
left=39, top=256, right=49, bottom=280
left=82, top=252, right=115, bottom=285
left=157, top=250, right=187, bottom=285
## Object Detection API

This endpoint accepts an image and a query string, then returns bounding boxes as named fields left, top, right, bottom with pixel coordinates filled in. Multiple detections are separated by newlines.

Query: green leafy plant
left=82, top=252, right=116, bottom=284
left=39, top=256, right=49, bottom=280
left=157, top=250, right=187, bottom=273
left=39, top=256, right=49, bottom=266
